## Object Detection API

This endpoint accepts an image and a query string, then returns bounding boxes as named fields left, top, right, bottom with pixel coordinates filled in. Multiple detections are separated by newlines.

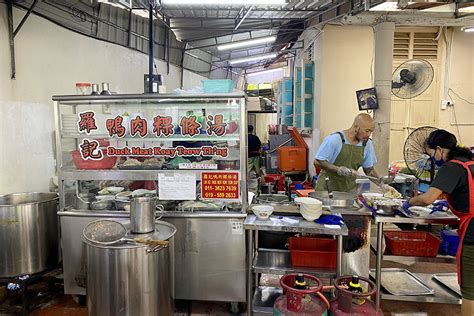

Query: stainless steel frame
left=244, top=215, right=348, bottom=315
left=54, top=93, right=248, bottom=303
left=372, top=214, right=460, bottom=307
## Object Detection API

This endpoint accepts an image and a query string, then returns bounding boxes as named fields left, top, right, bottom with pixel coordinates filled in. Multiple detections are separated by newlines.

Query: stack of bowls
left=295, top=197, right=323, bottom=221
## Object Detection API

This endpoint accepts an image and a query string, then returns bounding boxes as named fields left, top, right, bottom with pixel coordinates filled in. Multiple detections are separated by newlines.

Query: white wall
left=302, top=25, right=374, bottom=176
left=246, top=68, right=284, bottom=84
left=0, top=5, right=206, bottom=194
left=438, top=28, right=474, bottom=146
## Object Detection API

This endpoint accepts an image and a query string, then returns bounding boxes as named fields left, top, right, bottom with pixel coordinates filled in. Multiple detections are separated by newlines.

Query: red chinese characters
left=153, top=115, right=174, bottom=137
left=77, top=111, right=98, bottom=134
left=206, top=114, right=227, bottom=136
left=180, top=115, right=201, bottom=137
left=130, top=115, right=148, bottom=137
left=106, top=116, right=126, bottom=137
left=79, top=139, right=103, bottom=160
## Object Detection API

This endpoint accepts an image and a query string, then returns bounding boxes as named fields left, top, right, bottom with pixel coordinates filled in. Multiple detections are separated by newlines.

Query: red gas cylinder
left=273, top=273, right=329, bottom=316
left=330, top=275, right=383, bottom=316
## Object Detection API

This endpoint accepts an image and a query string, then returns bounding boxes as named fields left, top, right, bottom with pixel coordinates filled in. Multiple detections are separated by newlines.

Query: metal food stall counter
left=54, top=93, right=248, bottom=305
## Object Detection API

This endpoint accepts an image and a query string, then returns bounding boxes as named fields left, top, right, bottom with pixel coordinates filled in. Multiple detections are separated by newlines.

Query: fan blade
left=391, top=59, right=434, bottom=99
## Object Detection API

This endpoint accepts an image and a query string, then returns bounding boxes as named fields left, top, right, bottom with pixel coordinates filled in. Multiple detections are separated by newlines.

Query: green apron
left=315, top=132, right=366, bottom=193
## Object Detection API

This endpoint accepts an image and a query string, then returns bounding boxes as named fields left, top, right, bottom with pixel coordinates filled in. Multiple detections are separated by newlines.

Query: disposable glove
left=430, top=200, right=449, bottom=213
left=337, top=166, right=355, bottom=177
left=402, top=200, right=411, bottom=211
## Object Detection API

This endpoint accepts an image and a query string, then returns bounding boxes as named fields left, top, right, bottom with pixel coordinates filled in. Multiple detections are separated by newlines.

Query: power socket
left=440, top=100, right=454, bottom=110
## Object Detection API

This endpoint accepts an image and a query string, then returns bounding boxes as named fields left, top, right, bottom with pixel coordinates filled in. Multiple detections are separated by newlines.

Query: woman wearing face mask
left=405, top=129, right=473, bottom=316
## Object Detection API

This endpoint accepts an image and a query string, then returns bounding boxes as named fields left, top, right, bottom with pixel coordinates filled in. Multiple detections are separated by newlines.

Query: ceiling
left=8, top=0, right=474, bottom=76
left=155, top=0, right=335, bottom=70
left=157, top=0, right=474, bottom=70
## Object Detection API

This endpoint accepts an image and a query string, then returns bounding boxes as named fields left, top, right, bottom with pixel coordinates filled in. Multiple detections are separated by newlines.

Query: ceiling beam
left=182, top=28, right=303, bottom=42
left=168, top=16, right=306, bottom=20
left=218, top=47, right=300, bottom=63
left=13, top=0, right=41, bottom=37
left=170, top=26, right=305, bottom=31
left=186, top=40, right=303, bottom=51
left=235, top=5, right=254, bottom=30
left=341, top=11, right=474, bottom=26
left=305, top=0, right=355, bottom=26
left=164, top=8, right=324, bottom=13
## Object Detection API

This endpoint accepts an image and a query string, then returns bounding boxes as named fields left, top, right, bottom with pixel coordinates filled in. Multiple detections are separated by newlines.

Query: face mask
left=432, top=156, right=445, bottom=167
left=431, top=148, right=445, bottom=166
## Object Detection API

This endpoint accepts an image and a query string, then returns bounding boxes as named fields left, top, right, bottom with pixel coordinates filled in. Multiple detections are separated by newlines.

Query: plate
left=95, top=195, right=115, bottom=201
left=115, top=191, right=132, bottom=200
left=408, top=206, right=434, bottom=217
left=107, top=186, right=125, bottom=194
left=132, top=189, right=155, bottom=197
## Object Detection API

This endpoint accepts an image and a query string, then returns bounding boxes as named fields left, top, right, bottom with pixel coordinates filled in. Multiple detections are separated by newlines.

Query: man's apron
left=446, top=159, right=474, bottom=284
left=316, top=132, right=366, bottom=193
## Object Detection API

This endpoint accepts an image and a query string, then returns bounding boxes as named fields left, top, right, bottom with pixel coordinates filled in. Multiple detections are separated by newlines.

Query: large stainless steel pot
left=83, top=221, right=176, bottom=316
left=308, top=191, right=356, bottom=208
left=0, top=192, right=60, bottom=277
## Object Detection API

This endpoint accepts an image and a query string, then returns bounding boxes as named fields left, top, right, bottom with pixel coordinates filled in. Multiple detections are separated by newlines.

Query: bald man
left=314, top=113, right=381, bottom=193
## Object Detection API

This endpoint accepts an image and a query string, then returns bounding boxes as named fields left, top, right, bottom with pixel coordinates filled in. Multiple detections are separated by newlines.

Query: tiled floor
left=1, top=291, right=462, bottom=315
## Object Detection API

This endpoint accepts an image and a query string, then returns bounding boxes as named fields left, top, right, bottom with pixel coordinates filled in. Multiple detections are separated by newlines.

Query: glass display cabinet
left=54, top=93, right=247, bottom=304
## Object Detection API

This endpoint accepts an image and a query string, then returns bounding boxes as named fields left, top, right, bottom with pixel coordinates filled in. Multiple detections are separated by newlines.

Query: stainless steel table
left=372, top=214, right=460, bottom=308
left=244, top=215, right=348, bottom=315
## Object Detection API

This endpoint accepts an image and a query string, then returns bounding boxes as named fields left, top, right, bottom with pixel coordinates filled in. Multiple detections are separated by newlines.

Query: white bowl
left=294, top=197, right=323, bottom=205
left=252, top=205, right=274, bottom=220
left=301, top=208, right=322, bottom=221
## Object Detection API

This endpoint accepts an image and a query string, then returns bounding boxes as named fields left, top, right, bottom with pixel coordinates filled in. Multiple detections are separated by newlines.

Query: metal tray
left=432, top=273, right=461, bottom=297
left=370, top=268, right=434, bottom=296
left=398, top=206, right=457, bottom=219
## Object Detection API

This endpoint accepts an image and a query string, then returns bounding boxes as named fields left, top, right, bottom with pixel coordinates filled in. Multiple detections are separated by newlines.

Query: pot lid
left=83, top=220, right=176, bottom=249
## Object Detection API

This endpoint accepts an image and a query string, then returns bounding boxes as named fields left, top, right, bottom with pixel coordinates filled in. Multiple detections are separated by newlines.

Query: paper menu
left=158, top=172, right=196, bottom=200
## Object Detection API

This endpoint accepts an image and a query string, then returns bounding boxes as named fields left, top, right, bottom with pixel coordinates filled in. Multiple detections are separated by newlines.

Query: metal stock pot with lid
left=0, top=192, right=60, bottom=277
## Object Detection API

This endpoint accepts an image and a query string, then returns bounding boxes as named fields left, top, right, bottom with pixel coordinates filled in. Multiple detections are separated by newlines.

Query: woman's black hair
left=427, top=129, right=472, bottom=161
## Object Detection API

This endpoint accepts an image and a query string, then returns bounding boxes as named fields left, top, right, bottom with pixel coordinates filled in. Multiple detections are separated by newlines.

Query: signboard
left=201, top=172, right=239, bottom=200
left=75, top=111, right=236, bottom=160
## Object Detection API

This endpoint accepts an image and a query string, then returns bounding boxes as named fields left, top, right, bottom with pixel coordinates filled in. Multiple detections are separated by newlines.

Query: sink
left=255, top=194, right=292, bottom=205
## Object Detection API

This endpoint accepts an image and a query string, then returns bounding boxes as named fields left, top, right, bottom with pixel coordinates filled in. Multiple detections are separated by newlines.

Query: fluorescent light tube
left=247, top=67, right=284, bottom=76
left=162, top=0, right=286, bottom=5
left=228, top=53, right=277, bottom=65
left=461, top=26, right=474, bottom=33
left=217, top=36, right=277, bottom=51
